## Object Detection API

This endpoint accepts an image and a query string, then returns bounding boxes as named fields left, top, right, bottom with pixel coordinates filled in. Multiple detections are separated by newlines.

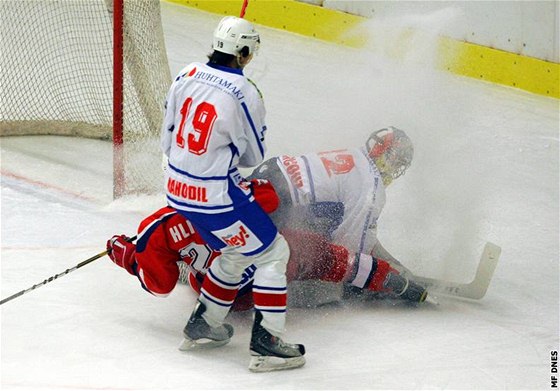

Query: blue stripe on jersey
left=249, top=234, right=276, bottom=255
left=166, top=194, right=235, bottom=211
left=168, top=162, right=229, bottom=181
left=357, top=176, right=380, bottom=255
left=241, top=102, right=265, bottom=159
left=206, top=62, right=244, bottom=75
left=136, top=212, right=177, bottom=253
left=357, top=210, right=372, bottom=256
left=301, top=155, right=316, bottom=203
left=166, top=184, right=255, bottom=213
left=226, top=174, right=253, bottom=206
left=229, top=143, right=239, bottom=161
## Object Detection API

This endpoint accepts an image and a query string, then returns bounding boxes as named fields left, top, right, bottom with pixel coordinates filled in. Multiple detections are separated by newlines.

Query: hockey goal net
left=0, top=0, right=171, bottom=197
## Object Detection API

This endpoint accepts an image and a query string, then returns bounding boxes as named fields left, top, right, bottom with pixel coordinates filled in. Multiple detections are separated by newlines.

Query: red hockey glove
left=106, top=235, right=137, bottom=275
left=248, top=178, right=279, bottom=213
left=368, top=259, right=400, bottom=292
left=368, top=258, right=428, bottom=302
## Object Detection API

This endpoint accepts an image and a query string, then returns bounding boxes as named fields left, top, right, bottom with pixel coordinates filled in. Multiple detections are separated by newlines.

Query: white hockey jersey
left=276, top=147, right=386, bottom=255
left=161, top=62, right=267, bottom=214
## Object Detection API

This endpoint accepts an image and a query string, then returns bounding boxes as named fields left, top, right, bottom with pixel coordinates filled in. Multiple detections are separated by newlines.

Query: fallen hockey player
left=107, top=198, right=426, bottom=310
left=108, top=126, right=427, bottom=304
left=247, top=126, right=422, bottom=284
left=245, top=125, right=500, bottom=301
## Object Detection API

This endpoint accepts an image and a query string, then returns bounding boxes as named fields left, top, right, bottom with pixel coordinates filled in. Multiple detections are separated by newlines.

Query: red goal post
left=0, top=0, right=171, bottom=198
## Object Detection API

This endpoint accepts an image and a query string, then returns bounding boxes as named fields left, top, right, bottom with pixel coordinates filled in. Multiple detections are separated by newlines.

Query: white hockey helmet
left=212, top=16, right=260, bottom=56
left=366, top=126, right=414, bottom=185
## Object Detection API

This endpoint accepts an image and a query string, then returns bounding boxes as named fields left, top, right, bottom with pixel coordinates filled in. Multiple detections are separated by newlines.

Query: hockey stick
left=413, top=242, right=501, bottom=300
left=0, top=235, right=137, bottom=305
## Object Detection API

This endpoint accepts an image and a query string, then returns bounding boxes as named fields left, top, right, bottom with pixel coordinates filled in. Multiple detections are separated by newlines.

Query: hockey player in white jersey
left=249, top=126, right=426, bottom=302
left=160, top=16, right=304, bottom=372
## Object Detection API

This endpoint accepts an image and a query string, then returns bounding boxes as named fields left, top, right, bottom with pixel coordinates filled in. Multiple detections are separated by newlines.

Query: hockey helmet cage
left=366, top=126, right=414, bottom=184
left=213, top=16, right=260, bottom=56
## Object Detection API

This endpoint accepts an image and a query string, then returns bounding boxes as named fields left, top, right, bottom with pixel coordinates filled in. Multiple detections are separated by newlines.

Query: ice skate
left=248, top=311, right=305, bottom=372
left=179, top=301, right=234, bottom=351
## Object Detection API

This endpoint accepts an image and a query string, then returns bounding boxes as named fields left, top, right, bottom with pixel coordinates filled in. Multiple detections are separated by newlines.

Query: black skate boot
left=383, top=273, right=428, bottom=303
left=248, top=311, right=305, bottom=372
left=179, top=301, right=234, bottom=351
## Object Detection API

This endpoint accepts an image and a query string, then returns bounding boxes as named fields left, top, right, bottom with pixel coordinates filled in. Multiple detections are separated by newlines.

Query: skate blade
left=248, top=354, right=306, bottom=372
left=178, top=337, right=231, bottom=351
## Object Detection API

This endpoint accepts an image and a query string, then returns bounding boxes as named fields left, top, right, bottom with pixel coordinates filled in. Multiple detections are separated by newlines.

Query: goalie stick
left=413, top=242, right=501, bottom=300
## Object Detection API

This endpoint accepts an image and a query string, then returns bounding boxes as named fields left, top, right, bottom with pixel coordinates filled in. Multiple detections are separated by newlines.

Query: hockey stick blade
left=414, top=242, right=501, bottom=300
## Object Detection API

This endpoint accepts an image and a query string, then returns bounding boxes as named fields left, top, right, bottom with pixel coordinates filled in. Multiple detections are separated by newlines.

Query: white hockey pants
left=200, top=233, right=290, bottom=336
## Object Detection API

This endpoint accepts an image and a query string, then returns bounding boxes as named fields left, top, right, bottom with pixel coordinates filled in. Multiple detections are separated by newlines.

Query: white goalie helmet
left=213, top=16, right=260, bottom=56
left=366, top=126, right=414, bottom=186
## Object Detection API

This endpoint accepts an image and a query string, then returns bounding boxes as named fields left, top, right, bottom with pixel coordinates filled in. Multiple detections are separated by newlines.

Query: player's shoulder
left=152, top=206, right=178, bottom=219
left=173, top=62, right=204, bottom=83
left=353, top=148, right=379, bottom=172
left=246, top=78, right=264, bottom=100
left=138, top=206, right=178, bottom=232
left=233, top=81, right=263, bottom=119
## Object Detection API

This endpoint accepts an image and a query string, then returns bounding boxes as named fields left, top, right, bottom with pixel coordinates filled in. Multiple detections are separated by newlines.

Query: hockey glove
left=248, top=178, right=279, bottom=213
left=107, top=235, right=137, bottom=275
left=367, top=258, right=427, bottom=303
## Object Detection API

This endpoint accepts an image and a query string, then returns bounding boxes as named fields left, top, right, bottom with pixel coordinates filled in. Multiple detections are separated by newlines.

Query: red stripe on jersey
left=253, top=291, right=287, bottom=308
left=201, top=277, right=238, bottom=302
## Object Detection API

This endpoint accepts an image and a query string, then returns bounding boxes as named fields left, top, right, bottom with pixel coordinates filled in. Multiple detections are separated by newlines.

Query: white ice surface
left=1, top=3, right=559, bottom=390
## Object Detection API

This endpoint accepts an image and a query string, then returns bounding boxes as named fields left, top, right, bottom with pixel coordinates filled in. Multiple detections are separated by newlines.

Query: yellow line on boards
left=167, top=0, right=559, bottom=99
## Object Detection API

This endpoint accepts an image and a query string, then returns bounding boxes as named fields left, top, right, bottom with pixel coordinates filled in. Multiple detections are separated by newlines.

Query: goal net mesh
left=0, top=0, right=171, bottom=195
